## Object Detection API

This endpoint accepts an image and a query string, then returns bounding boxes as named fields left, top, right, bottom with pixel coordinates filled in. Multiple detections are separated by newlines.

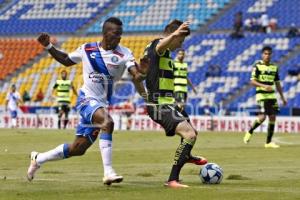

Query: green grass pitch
left=0, top=129, right=299, bottom=200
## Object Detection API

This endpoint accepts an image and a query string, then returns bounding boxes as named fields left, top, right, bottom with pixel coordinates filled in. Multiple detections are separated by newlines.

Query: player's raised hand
left=173, top=21, right=190, bottom=37
left=138, top=56, right=150, bottom=75
left=37, top=32, right=51, bottom=47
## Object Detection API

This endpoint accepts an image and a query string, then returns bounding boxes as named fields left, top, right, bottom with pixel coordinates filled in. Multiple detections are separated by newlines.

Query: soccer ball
left=200, top=163, right=223, bottom=184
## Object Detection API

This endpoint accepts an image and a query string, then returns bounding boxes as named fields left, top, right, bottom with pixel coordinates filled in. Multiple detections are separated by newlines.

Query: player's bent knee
left=186, top=132, right=197, bottom=141
left=103, top=119, right=114, bottom=133
left=258, top=116, right=266, bottom=122
left=180, top=129, right=197, bottom=141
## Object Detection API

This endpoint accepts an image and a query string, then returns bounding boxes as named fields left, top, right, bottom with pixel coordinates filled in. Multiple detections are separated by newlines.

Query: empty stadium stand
left=111, top=33, right=300, bottom=110
left=0, top=0, right=113, bottom=35
left=0, top=38, right=44, bottom=80
left=0, top=35, right=155, bottom=107
left=88, top=0, right=231, bottom=33
left=210, top=0, right=300, bottom=30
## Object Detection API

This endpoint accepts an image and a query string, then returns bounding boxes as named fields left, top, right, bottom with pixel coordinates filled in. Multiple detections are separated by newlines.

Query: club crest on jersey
left=111, top=56, right=119, bottom=63
left=90, top=52, right=96, bottom=59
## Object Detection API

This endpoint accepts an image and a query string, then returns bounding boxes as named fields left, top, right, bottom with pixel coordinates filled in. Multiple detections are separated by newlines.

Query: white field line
left=273, top=137, right=300, bottom=145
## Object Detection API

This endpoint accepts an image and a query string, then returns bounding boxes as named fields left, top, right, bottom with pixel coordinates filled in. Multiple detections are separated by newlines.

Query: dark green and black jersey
left=53, top=79, right=72, bottom=104
left=251, top=60, right=279, bottom=101
left=144, top=39, right=175, bottom=105
left=173, top=61, right=188, bottom=93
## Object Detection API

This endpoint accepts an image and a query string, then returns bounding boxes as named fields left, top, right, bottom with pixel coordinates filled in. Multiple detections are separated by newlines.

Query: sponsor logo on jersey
left=88, top=72, right=113, bottom=83
left=85, top=47, right=98, bottom=51
left=113, top=50, right=124, bottom=57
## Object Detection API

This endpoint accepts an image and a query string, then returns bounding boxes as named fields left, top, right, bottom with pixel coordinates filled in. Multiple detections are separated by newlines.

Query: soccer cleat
left=103, top=173, right=123, bottom=185
left=27, top=151, right=40, bottom=181
left=243, top=132, right=252, bottom=144
left=187, top=155, right=207, bottom=165
left=164, top=180, right=189, bottom=188
left=264, top=142, right=280, bottom=148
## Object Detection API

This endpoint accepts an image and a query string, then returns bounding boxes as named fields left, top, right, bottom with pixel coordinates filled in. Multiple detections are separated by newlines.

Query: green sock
left=168, top=138, right=195, bottom=182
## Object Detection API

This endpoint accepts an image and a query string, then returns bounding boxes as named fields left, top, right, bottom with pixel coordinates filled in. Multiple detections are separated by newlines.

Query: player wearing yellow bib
left=52, top=70, right=78, bottom=129
left=243, top=46, right=287, bottom=148
left=173, top=49, right=197, bottom=111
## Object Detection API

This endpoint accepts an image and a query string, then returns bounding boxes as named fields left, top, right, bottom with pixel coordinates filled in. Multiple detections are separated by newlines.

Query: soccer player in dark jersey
left=52, top=70, right=77, bottom=129
left=173, top=49, right=197, bottom=111
left=244, top=46, right=287, bottom=148
left=142, top=20, right=207, bottom=188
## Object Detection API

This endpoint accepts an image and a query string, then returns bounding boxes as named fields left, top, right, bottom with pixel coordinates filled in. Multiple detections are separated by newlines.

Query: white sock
left=36, top=144, right=69, bottom=165
left=12, top=118, right=16, bottom=127
left=99, top=133, right=114, bottom=176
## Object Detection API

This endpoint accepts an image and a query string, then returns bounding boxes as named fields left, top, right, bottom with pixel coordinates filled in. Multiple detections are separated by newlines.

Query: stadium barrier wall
left=0, top=114, right=299, bottom=133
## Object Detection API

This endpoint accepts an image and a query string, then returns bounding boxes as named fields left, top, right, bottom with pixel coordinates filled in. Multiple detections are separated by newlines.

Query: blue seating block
left=0, top=0, right=113, bottom=35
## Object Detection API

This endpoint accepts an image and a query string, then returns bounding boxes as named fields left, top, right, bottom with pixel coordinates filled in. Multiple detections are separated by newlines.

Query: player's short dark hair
left=164, top=19, right=190, bottom=36
left=262, top=46, right=272, bottom=53
left=102, top=17, right=123, bottom=33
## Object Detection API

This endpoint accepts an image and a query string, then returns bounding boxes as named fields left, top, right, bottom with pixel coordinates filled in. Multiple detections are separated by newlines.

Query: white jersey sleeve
left=124, top=48, right=136, bottom=70
left=68, top=45, right=83, bottom=64
left=15, top=92, right=21, bottom=101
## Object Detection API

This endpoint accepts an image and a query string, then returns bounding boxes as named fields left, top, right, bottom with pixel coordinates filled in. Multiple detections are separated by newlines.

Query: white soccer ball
left=200, top=163, right=223, bottom=184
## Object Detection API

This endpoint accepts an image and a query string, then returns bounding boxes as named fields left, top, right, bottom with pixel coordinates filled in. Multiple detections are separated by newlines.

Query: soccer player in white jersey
left=5, top=84, right=22, bottom=128
left=27, top=17, right=148, bottom=185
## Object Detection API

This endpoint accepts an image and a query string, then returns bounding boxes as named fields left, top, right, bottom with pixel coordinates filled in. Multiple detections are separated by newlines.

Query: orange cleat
left=164, top=180, right=189, bottom=188
left=187, top=155, right=207, bottom=165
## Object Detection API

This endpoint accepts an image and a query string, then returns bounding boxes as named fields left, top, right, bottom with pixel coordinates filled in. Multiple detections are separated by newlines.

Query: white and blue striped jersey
left=68, top=42, right=135, bottom=105
left=6, top=91, right=20, bottom=111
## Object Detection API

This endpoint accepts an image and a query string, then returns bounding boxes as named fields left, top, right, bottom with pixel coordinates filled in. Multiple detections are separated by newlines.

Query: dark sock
left=266, top=122, right=275, bottom=144
left=63, top=119, right=69, bottom=129
left=249, top=119, right=263, bottom=134
left=58, top=117, right=61, bottom=129
left=168, top=138, right=195, bottom=182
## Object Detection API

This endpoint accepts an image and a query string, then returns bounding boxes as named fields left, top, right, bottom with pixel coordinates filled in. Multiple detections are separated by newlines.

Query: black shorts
left=146, top=104, right=189, bottom=136
left=174, top=92, right=187, bottom=104
left=56, top=104, right=70, bottom=114
left=257, top=99, right=279, bottom=115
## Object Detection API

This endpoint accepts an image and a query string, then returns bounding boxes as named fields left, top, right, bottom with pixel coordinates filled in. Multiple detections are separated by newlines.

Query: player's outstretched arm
left=37, top=33, right=76, bottom=67
left=128, top=57, right=149, bottom=82
left=275, top=81, right=287, bottom=105
left=128, top=60, right=148, bottom=101
left=129, top=66, right=147, bottom=99
left=156, top=21, right=190, bottom=55
left=188, top=78, right=197, bottom=94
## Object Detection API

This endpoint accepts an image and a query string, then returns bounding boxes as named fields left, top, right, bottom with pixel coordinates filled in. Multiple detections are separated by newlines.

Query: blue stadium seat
left=87, top=0, right=231, bottom=33
left=112, top=33, right=300, bottom=109
left=210, top=0, right=300, bottom=30
left=0, top=0, right=113, bottom=35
